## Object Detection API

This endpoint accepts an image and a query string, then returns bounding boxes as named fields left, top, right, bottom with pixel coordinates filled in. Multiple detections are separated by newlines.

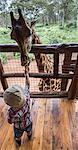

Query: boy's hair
left=3, top=85, right=25, bottom=108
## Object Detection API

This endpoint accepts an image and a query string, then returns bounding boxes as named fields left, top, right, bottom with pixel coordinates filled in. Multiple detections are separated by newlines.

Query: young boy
left=3, top=72, right=32, bottom=146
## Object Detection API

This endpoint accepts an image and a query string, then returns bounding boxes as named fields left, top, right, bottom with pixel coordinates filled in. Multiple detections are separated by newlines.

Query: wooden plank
left=62, top=64, right=75, bottom=72
left=0, top=44, right=19, bottom=52
left=30, top=91, right=68, bottom=98
left=1, top=126, right=14, bottom=150
left=0, top=59, right=8, bottom=90
left=68, top=55, right=78, bottom=99
left=31, top=44, right=78, bottom=54
left=0, top=91, right=68, bottom=98
left=32, top=99, right=46, bottom=150
left=54, top=53, right=59, bottom=77
left=52, top=99, right=64, bottom=150
left=60, top=99, right=73, bottom=150
left=69, top=60, right=77, bottom=64
left=0, top=97, right=78, bottom=149
left=0, top=43, right=78, bottom=53
left=2, top=72, right=74, bottom=79
left=0, top=105, right=8, bottom=128
left=0, top=105, right=10, bottom=149
left=42, top=99, right=52, bottom=150
left=62, top=68, right=75, bottom=72
left=66, top=99, right=78, bottom=150
left=61, top=52, right=72, bottom=90
left=0, top=123, right=10, bottom=150
left=0, top=98, right=5, bottom=114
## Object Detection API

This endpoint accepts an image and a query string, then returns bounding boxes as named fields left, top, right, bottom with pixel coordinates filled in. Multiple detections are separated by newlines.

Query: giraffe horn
left=10, top=11, right=16, bottom=27
left=18, top=8, right=22, bottom=17
left=10, top=11, right=14, bottom=20
left=18, top=8, right=26, bottom=25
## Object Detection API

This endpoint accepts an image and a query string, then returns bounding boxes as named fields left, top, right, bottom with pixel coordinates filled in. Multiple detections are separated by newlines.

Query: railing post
left=61, top=52, right=72, bottom=90
left=54, top=53, right=59, bottom=77
left=0, top=59, right=8, bottom=90
left=68, top=55, right=78, bottom=99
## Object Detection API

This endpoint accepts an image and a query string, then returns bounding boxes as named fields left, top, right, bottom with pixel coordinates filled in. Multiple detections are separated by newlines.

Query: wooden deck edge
left=30, top=91, right=68, bottom=98
left=0, top=91, right=68, bottom=98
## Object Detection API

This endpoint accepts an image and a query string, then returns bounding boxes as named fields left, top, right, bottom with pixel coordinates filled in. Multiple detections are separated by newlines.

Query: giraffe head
left=10, top=9, right=32, bottom=66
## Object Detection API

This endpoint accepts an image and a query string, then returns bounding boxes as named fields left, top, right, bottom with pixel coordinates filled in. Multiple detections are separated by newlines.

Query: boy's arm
left=7, top=109, right=14, bottom=124
left=24, top=67, right=30, bottom=97
left=25, top=66, right=30, bottom=88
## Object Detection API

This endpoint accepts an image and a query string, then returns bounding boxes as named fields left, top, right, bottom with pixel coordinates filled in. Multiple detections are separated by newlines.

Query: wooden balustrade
left=0, top=43, right=78, bottom=98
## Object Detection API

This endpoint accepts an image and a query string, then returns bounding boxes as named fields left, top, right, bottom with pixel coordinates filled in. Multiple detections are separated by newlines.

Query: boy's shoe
left=15, top=138, right=21, bottom=146
left=27, top=131, right=32, bottom=140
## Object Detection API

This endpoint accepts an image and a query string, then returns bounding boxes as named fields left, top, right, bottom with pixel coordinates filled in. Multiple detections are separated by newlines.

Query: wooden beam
left=0, top=59, right=8, bottom=90
left=0, top=43, right=78, bottom=53
left=62, top=64, right=75, bottom=72
left=68, top=55, right=78, bottom=99
left=31, top=44, right=78, bottom=54
left=0, top=91, right=68, bottom=98
left=30, top=91, right=68, bottom=98
left=61, top=52, right=72, bottom=90
left=2, top=72, right=74, bottom=79
left=0, top=44, right=19, bottom=52
left=54, top=53, right=59, bottom=76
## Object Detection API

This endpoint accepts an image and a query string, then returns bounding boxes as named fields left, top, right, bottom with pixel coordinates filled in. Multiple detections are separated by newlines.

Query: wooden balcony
left=0, top=43, right=78, bottom=149
left=0, top=97, right=78, bottom=150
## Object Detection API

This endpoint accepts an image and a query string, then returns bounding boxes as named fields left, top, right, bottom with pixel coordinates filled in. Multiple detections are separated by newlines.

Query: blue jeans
left=14, top=123, right=32, bottom=138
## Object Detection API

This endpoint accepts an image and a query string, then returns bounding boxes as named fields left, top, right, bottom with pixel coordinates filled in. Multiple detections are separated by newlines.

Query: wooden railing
left=0, top=43, right=78, bottom=98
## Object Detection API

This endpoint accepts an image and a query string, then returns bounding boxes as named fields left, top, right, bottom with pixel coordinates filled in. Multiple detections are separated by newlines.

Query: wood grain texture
left=1, top=43, right=78, bottom=53
left=61, top=52, right=72, bottom=90
left=0, top=59, right=8, bottom=90
left=0, top=98, right=78, bottom=150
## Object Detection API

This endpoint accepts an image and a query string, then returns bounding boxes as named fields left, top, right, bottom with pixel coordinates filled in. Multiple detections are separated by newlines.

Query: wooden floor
left=0, top=97, right=78, bottom=150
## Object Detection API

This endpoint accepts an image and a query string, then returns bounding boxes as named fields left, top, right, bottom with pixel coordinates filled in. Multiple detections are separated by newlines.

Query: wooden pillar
left=0, top=59, right=8, bottom=90
left=61, top=52, right=72, bottom=90
left=68, top=55, right=78, bottom=100
left=54, top=53, right=59, bottom=77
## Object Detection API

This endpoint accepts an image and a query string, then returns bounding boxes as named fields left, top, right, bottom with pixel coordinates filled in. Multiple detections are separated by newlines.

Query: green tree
left=0, top=0, right=8, bottom=28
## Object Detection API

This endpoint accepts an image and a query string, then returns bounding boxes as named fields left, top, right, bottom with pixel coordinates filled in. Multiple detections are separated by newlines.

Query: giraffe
left=10, top=9, right=32, bottom=66
left=10, top=9, right=61, bottom=92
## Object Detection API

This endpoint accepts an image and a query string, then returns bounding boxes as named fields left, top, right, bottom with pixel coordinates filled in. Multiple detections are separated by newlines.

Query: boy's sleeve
left=24, top=85, right=30, bottom=98
left=7, top=109, right=14, bottom=124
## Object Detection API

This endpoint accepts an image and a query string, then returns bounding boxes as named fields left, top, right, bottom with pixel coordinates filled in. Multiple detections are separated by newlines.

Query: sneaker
left=15, top=138, right=21, bottom=146
left=27, top=131, right=32, bottom=140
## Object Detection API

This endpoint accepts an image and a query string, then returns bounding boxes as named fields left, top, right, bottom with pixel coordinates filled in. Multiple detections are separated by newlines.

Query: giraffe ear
left=31, top=20, right=36, bottom=27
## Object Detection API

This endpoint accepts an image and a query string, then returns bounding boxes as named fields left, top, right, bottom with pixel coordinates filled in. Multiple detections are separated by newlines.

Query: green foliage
left=0, top=24, right=78, bottom=62
left=0, top=25, right=78, bottom=58
left=0, top=27, right=15, bottom=44
left=0, top=53, right=7, bottom=64
left=64, top=22, right=76, bottom=29
left=0, top=25, right=78, bottom=46
left=13, top=52, right=20, bottom=59
left=35, top=24, right=78, bottom=44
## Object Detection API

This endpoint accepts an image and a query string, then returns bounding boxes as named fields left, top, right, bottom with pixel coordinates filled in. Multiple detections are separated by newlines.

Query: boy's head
left=3, top=85, right=25, bottom=108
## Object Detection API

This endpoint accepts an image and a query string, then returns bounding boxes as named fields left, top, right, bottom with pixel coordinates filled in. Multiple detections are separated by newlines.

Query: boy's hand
left=25, top=66, right=29, bottom=73
left=8, top=118, right=12, bottom=124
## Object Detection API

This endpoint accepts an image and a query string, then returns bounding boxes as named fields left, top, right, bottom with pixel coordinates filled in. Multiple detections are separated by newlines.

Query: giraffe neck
left=32, top=32, right=52, bottom=73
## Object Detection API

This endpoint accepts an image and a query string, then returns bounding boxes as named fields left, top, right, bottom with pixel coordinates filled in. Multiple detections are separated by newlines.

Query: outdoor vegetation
left=0, top=0, right=78, bottom=63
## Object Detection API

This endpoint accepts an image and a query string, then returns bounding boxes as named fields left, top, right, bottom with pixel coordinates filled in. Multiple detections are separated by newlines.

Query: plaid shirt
left=7, top=85, right=32, bottom=129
